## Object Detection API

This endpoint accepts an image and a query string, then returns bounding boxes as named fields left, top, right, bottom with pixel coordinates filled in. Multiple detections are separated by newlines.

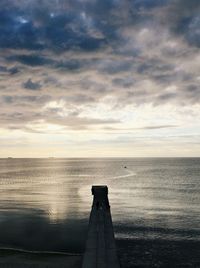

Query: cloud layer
left=0, top=0, right=200, bottom=156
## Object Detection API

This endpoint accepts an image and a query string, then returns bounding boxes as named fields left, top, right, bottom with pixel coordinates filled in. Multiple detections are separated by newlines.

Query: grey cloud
left=135, top=57, right=196, bottom=85
left=0, top=66, right=19, bottom=75
left=9, top=66, right=20, bottom=75
left=8, top=54, right=53, bottom=67
left=7, top=53, right=97, bottom=73
left=0, top=90, right=120, bottom=130
left=0, top=0, right=107, bottom=52
left=23, top=79, right=42, bottom=90
left=156, top=83, right=200, bottom=105
left=0, top=65, right=20, bottom=75
left=0, top=66, right=8, bottom=73
left=0, top=111, right=43, bottom=126
left=0, top=0, right=200, bottom=133
left=99, top=59, right=133, bottom=74
left=43, top=76, right=62, bottom=88
left=66, top=94, right=96, bottom=104
left=103, top=125, right=178, bottom=131
left=0, top=0, right=200, bottom=55
left=136, top=59, right=185, bottom=84
left=55, top=59, right=90, bottom=71
left=156, top=93, right=178, bottom=103
left=1, top=95, right=51, bottom=105
left=186, top=16, right=200, bottom=47
left=112, top=77, right=135, bottom=88
left=0, top=112, right=120, bottom=131
left=140, top=125, right=178, bottom=130
left=2, top=95, right=13, bottom=104
left=137, top=61, right=174, bottom=75
left=73, top=77, right=107, bottom=98
left=159, top=0, right=200, bottom=47
left=186, top=84, right=199, bottom=93
left=46, top=116, right=120, bottom=130
left=182, top=84, right=200, bottom=104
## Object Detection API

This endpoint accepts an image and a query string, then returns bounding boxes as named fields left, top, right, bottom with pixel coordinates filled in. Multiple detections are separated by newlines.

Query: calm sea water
left=0, top=158, right=200, bottom=267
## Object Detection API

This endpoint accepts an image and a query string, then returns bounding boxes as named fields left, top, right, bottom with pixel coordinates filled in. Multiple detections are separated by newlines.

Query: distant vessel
left=124, top=166, right=127, bottom=169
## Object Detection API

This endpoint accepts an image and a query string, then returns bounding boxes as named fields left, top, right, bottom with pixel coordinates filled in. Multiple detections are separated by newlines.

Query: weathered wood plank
left=82, top=186, right=120, bottom=268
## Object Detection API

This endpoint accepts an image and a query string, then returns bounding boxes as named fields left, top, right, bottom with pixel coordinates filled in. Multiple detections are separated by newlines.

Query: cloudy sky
left=0, top=0, right=200, bottom=157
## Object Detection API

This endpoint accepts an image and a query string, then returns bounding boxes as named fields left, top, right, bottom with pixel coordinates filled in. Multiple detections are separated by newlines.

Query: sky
left=0, top=0, right=200, bottom=157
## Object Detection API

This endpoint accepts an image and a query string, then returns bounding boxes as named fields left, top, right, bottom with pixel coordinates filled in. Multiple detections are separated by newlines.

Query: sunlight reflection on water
left=0, top=158, right=200, bottom=255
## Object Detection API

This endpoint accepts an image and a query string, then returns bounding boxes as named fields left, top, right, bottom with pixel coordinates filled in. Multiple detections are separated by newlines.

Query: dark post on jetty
left=82, top=185, right=120, bottom=268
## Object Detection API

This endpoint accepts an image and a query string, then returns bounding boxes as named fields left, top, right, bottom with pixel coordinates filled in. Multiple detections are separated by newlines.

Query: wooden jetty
left=82, top=185, right=120, bottom=268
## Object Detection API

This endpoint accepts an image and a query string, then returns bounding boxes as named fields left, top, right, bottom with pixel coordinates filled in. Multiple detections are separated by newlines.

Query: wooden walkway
left=82, top=186, right=120, bottom=268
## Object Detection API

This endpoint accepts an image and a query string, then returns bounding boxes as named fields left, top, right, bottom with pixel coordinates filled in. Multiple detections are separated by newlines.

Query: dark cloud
left=0, top=66, right=8, bottom=73
left=132, top=0, right=168, bottom=10
left=44, top=14, right=106, bottom=51
left=7, top=54, right=95, bottom=72
left=9, top=66, right=20, bottom=75
left=1, top=95, right=51, bottom=105
left=186, top=16, right=200, bottom=47
left=0, top=0, right=200, bottom=132
left=0, top=65, right=20, bottom=75
left=172, top=15, right=200, bottom=47
left=0, top=1, right=107, bottom=52
left=0, top=9, right=44, bottom=50
left=23, top=79, right=42, bottom=90
left=0, top=0, right=199, bottom=53
left=56, top=59, right=85, bottom=71
left=8, top=54, right=53, bottom=66
left=161, top=0, right=200, bottom=47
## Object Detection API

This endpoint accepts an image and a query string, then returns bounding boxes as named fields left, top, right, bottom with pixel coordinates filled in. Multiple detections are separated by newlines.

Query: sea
left=0, top=158, right=199, bottom=267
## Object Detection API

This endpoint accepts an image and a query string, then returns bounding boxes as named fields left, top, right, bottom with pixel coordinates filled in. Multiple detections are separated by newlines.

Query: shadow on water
left=0, top=209, right=87, bottom=254
left=117, top=239, right=200, bottom=268
left=1, top=211, right=200, bottom=267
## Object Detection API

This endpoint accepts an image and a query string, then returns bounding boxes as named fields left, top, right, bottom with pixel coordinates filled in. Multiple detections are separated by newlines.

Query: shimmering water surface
left=0, top=158, right=200, bottom=267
